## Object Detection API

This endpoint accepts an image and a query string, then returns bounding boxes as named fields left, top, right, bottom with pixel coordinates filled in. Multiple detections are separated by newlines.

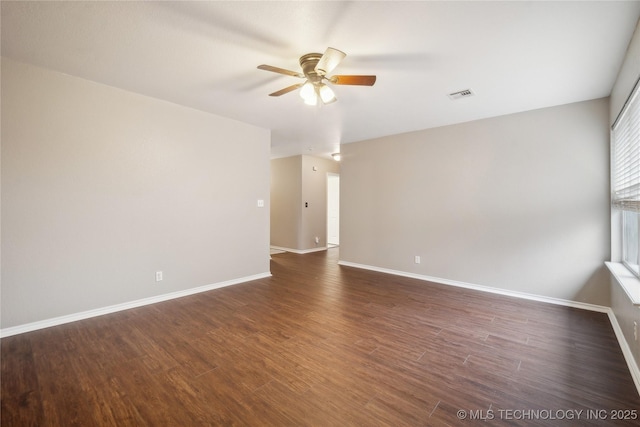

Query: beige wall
left=1, top=58, right=271, bottom=329
left=270, top=155, right=339, bottom=251
left=270, top=156, right=301, bottom=249
left=609, top=18, right=640, bottom=370
left=341, top=98, right=611, bottom=305
left=611, top=20, right=640, bottom=125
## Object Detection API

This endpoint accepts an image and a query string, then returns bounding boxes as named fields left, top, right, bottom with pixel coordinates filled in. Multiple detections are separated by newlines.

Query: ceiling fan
left=257, top=47, right=376, bottom=105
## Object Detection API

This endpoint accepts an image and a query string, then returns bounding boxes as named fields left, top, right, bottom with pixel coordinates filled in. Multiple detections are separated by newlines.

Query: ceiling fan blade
left=258, top=64, right=304, bottom=78
left=269, top=83, right=304, bottom=97
left=315, top=47, right=346, bottom=75
left=330, top=75, right=377, bottom=86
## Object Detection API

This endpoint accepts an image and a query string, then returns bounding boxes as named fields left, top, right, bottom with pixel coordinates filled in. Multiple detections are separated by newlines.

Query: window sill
left=605, top=262, right=640, bottom=306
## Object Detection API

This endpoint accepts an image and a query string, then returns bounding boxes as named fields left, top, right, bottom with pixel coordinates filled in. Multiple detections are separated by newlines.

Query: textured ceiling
left=2, top=1, right=639, bottom=159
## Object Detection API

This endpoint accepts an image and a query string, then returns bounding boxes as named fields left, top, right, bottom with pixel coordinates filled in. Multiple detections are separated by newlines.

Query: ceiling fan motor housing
left=299, top=53, right=323, bottom=83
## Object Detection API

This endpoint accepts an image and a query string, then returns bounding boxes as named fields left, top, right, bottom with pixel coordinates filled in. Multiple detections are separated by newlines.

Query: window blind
left=613, top=83, right=640, bottom=212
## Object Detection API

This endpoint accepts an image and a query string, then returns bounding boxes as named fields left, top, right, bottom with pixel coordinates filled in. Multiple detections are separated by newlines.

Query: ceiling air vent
left=448, top=89, right=475, bottom=100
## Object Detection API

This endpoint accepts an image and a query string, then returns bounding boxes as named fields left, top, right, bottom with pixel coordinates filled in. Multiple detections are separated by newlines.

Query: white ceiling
left=2, top=1, right=639, bottom=159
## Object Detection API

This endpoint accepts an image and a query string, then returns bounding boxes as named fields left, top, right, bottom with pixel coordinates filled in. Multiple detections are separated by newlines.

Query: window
left=622, top=210, right=639, bottom=276
left=612, top=81, right=640, bottom=278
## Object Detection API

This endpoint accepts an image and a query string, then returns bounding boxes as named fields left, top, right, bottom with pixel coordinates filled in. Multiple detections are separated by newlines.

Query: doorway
left=327, top=173, right=340, bottom=246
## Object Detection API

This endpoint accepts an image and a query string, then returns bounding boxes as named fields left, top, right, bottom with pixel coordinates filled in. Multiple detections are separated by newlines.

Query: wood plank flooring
left=2, top=248, right=639, bottom=426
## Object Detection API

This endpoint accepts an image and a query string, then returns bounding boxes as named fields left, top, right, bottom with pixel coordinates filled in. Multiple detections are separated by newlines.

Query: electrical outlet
left=635, top=321, right=638, bottom=341
left=414, top=256, right=421, bottom=264
left=315, top=236, right=320, bottom=244
left=155, top=271, right=163, bottom=282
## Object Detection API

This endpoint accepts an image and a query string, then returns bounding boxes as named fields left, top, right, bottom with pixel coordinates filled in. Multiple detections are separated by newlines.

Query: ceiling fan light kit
left=300, top=82, right=337, bottom=106
left=319, top=84, right=337, bottom=104
left=258, top=47, right=376, bottom=106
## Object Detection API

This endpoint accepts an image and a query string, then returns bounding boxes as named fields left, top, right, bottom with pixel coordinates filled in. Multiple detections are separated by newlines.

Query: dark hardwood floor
left=2, top=248, right=639, bottom=426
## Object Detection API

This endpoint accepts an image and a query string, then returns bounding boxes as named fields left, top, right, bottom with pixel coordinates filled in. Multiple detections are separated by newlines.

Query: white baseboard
left=338, top=259, right=640, bottom=396
left=607, top=310, right=640, bottom=394
left=270, top=245, right=328, bottom=254
left=0, top=272, right=272, bottom=338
